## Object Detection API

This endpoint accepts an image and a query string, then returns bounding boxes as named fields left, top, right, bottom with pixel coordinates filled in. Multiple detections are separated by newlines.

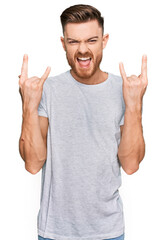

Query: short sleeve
left=119, top=81, right=126, bottom=126
left=119, top=114, right=124, bottom=126
left=38, top=89, right=48, bottom=118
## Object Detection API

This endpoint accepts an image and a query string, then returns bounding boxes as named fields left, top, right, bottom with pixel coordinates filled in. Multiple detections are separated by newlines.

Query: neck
left=70, top=69, right=108, bottom=85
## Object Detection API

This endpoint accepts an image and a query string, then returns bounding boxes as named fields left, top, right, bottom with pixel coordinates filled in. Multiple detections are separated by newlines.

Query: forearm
left=118, top=106, right=145, bottom=174
left=19, top=110, right=47, bottom=174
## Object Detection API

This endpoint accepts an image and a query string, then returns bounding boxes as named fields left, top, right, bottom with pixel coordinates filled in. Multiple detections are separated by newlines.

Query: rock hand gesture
left=19, top=54, right=51, bottom=112
left=119, top=55, right=148, bottom=111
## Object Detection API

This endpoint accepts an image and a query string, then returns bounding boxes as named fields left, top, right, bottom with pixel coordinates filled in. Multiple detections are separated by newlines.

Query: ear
left=102, top=34, right=109, bottom=49
left=60, top=36, right=66, bottom=51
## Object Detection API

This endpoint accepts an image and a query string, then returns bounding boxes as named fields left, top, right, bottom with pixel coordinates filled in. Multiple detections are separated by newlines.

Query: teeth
left=77, top=57, right=91, bottom=61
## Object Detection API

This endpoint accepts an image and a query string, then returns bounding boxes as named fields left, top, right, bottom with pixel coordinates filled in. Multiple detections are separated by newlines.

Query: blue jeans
left=38, top=233, right=124, bottom=240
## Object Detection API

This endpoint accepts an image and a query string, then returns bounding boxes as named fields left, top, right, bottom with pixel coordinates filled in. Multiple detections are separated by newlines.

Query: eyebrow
left=67, top=36, right=99, bottom=41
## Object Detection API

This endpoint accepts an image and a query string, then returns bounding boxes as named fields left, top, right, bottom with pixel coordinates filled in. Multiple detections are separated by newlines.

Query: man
left=18, top=4, right=148, bottom=240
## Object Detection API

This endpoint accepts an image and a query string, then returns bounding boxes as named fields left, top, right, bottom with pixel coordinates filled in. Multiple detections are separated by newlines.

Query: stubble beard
left=66, top=52, right=103, bottom=79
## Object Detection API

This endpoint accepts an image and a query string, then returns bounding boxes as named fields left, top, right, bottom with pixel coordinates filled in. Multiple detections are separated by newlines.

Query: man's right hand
left=19, top=54, right=51, bottom=113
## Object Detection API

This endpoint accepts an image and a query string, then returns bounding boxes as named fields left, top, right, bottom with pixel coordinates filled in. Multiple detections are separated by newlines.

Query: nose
left=78, top=42, right=88, bottom=54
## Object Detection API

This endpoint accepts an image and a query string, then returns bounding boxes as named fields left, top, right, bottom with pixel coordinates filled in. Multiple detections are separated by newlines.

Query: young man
left=18, top=4, right=148, bottom=240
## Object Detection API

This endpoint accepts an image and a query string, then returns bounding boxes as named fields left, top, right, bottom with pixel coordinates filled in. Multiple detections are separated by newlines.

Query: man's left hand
left=119, top=55, right=148, bottom=111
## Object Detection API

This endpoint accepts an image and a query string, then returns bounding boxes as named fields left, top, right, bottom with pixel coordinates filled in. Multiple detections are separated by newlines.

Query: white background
left=0, top=0, right=166, bottom=239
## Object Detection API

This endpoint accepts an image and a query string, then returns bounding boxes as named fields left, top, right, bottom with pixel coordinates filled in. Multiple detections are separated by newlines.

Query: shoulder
left=108, top=72, right=123, bottom=93
left=42, top=71, right=69, bottom=91
left=108, top=72, right=123, bottom=86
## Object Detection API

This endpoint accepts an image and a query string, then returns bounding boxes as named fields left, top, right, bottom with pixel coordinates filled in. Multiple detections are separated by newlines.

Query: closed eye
left=68, top=40, right=79, bottom=44
left=88, top=39, right=97, bottom=43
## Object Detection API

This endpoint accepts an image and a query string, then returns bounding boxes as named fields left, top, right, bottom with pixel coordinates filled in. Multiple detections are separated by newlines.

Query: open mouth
left=77, top=57, right=92, bottom=68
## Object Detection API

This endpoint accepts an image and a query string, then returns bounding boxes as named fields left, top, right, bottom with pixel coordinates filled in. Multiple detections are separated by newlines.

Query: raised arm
left=118, top=55, right=148, bottom=175
left=18, top=54, right=51, bottom=174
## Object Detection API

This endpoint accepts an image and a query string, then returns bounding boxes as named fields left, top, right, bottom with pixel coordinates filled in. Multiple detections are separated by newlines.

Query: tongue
left=78, top=59, right=91, bottom=68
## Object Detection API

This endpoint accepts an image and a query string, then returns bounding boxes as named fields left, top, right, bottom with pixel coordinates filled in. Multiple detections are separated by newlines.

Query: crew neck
left=67, top=70, right=111, bottom=88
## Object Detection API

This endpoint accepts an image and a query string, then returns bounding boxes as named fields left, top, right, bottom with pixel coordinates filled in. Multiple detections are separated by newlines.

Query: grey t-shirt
left=37, top=70, right=125, bottom=240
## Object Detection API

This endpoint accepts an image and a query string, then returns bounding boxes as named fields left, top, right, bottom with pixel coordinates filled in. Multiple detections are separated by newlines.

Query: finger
left=119, top=62, right=128, bottom=82
left=141, top=54, right=147, bottom=80
left=20, top=54, right=28, bottom=81
left=40, top=66, right=51, bottom=85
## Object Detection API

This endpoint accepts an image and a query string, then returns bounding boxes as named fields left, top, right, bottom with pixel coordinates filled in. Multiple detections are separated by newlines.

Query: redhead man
left=19, top=4, right=148, bottom=240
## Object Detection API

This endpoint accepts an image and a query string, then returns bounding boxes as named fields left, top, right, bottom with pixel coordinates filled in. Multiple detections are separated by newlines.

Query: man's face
left=61, top=20, right=109, bottom=79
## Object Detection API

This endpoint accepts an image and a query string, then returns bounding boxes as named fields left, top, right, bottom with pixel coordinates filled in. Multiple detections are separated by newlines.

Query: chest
left=47, top=86, right=123, bottom=132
